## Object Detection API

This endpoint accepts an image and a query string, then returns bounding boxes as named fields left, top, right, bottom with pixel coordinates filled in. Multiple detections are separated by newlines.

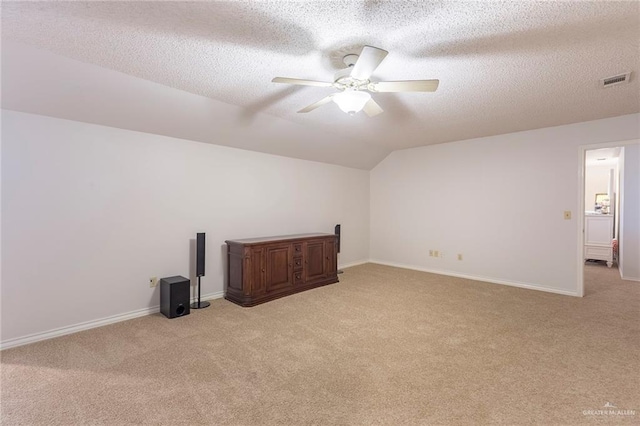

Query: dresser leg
left=607, top=261, right=613, bottom=268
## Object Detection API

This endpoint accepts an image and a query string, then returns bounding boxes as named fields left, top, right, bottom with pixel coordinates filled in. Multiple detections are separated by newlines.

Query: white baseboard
left=1, top=260, right=581, bottom=350
left=338, top=259, right=370, bottom=269
left=0, top=291, right=225, bottom=351
left=620, top=275, right=640, bottom=282
left=369, top=260, right=579, bottom=297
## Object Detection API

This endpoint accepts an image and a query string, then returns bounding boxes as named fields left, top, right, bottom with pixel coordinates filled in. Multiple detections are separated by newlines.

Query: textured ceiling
left=2, top=1, right=640, bottom=167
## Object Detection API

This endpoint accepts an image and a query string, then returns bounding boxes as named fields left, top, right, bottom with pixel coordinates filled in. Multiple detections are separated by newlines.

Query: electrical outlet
left=457, top=254, right=463, bottom=261
left=149, top=277, right=158, bottom=288
left=434, top=250, right=439, bottom=257
left=564, top=211, right=571, bottom=220
left=429, top=250, right=434, bottom=257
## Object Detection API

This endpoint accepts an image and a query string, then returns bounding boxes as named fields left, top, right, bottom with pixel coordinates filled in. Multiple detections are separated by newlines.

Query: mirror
left=595, top=193, right=610, bottom=213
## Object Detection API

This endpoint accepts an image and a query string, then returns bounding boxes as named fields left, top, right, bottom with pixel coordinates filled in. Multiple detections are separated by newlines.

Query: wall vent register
left=601, top=72, right=631, bottom=88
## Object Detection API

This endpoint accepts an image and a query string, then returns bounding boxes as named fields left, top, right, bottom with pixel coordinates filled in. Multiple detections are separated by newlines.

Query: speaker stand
left=191, top=276, right=210, bottom=309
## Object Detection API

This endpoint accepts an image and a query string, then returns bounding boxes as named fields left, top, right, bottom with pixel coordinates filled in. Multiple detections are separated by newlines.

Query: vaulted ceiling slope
left=2, top=1, right=639, bottom=170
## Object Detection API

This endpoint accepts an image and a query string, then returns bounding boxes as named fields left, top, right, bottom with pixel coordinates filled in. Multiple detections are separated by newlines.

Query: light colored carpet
left=1, top=263, right=639, bottom=425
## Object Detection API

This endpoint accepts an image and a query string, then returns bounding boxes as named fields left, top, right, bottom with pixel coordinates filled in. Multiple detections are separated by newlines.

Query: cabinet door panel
left=305, top=240, right=326, bottom=282
left=325, top=239, right=336, bottom=276
left=250, top=247, right=265, bottom=295
left=265, top=244, right=293, bottom=293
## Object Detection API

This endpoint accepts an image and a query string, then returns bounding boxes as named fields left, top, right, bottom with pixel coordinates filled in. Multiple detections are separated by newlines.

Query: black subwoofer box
left=160, top=276, right=190, bottom=319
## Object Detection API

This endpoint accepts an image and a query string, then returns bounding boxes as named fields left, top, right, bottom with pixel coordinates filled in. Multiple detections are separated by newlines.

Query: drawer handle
left=262, top=268, right=265, bottom=272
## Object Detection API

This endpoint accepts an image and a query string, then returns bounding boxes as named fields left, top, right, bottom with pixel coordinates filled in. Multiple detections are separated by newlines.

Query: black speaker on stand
left=191, top=232, right=210, bottom=309
left=335, top=224, right=344, bottom=274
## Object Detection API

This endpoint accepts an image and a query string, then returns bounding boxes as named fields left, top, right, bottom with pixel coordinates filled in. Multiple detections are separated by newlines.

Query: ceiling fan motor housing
left=334, top=67, right=359, bottom=85
left=334, top=55, right=370, bottom=90
left=333, top=54, right=370, bottom=89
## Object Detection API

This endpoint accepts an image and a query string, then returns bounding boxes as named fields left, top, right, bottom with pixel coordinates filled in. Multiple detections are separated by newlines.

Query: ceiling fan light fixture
left=332, top=90, right=371, bottom=115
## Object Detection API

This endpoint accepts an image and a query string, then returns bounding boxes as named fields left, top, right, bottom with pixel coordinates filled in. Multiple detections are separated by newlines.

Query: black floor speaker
left=334, top=224, right=343, bottom=274
left=192, top=232, right=210, bottom=309
left=196, top=232, right=205, bottom=277
left=160, top=276, right=190, bottom=319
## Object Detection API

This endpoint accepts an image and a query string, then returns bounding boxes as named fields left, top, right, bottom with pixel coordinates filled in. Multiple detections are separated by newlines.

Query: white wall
left=370, top=114, right=640, bottom=295
left=1, top=110, right=370, bottom=343
left=585, top=163, right=616, bottom=212
left=619, top=144, right=640, bottom=281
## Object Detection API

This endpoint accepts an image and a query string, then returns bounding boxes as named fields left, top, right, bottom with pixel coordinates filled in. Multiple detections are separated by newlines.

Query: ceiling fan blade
left=297, top=95, right=334, bottom=113
left=370, top=80, right=439, bottom=92
left=272, top=77, right=334, bottom=88
left=363, top=99, right=383, bottom=117
left=350, top=46, right=389, bottom=80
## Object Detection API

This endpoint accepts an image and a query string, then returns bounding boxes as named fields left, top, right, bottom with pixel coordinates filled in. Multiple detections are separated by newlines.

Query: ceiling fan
left=272, top=45, right=439, bottom=117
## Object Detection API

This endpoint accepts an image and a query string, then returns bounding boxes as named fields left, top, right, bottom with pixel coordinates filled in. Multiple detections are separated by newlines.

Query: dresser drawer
left=584, top=245, right=612, bottom=261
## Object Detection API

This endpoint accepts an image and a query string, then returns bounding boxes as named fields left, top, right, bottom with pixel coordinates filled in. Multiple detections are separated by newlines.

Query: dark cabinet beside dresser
left=225, top=233, right=338, bottom=306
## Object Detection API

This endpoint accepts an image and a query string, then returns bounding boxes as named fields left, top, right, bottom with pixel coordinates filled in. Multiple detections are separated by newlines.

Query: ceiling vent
left=601, top=72, right=632, bottom=88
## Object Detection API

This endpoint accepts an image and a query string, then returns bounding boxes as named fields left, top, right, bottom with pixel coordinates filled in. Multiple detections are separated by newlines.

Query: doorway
left=578, top=140, right=640, bottom=297
left=583, top=147, right=620, bottom=295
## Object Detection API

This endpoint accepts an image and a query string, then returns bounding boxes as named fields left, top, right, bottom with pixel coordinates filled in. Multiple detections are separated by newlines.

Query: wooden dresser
left=225, top=233, right=338, bottom=306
